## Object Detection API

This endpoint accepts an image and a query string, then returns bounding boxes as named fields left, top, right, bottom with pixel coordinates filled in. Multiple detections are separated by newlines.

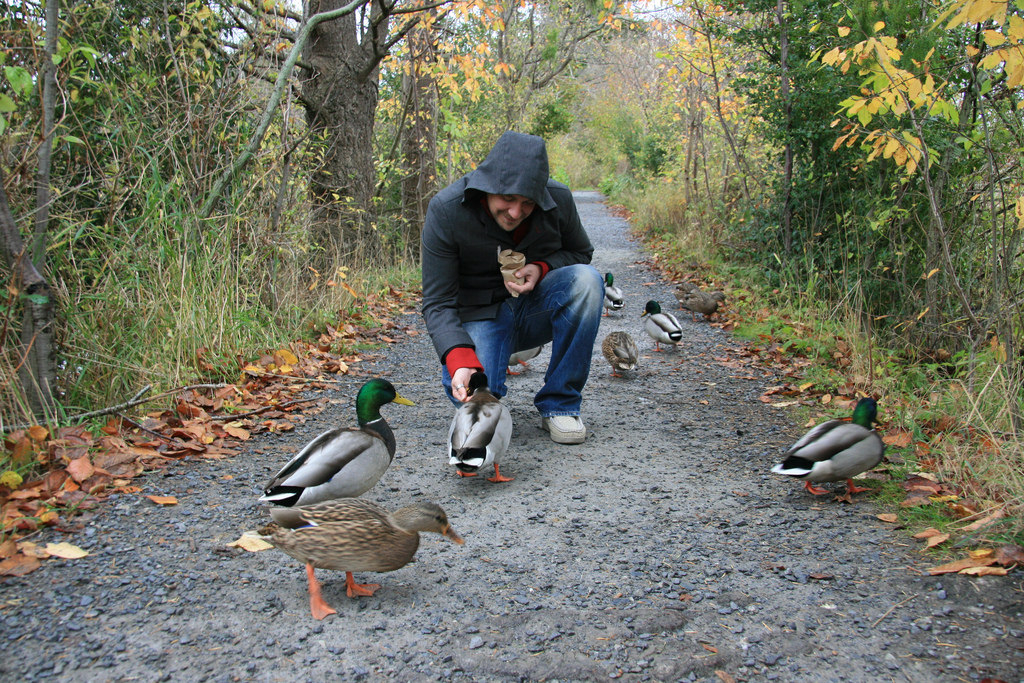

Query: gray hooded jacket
left=421, top=131, right=594, bottom=363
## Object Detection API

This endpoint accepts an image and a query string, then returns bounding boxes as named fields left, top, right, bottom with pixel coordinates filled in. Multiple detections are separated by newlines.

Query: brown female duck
left=261, top=498, right=463, bottom=619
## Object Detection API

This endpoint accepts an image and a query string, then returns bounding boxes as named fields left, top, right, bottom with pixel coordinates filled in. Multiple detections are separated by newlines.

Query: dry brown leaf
left=715, top=671, right=736, bottom=683
left=0, top=553, right=40, bottom=576
left=877, top=513, right=898, bottom=523
left=0, top=538, right=16, bottom=559
left=995, top=544, right=1024, bottom=566
left=146, top=495, right=178, bottom=506
left=224, top=424, right=250, bottom=440
left=701, top=643, right=718, bottom=653
left=924, top=533, right=950, bottom=550
left=960, top=509, right=1006, bottom=532
left=27, top=425, right=49, bottom=442
left=882, top=429, right=912, bottom=448
left=66, top=455, right=95, bottom=483
left=913, top=528, right=943, bottom=539
left=928, top=556, right=998, bottom=575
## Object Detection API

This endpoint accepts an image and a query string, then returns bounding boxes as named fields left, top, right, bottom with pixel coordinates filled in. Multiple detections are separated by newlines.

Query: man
left=421, top=131, right=603, bottom=444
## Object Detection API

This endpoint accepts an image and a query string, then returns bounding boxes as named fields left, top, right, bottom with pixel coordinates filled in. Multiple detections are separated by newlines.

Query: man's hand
left=451, top=367, right=475, bottom=403
left=505, top=263, right=541, bottom=297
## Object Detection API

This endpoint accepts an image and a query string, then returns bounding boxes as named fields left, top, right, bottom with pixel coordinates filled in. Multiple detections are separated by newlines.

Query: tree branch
left=200, top=0, right=370, bottom=218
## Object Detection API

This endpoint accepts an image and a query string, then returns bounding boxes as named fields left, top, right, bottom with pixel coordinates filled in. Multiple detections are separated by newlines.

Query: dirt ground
left=2, top=191, right=1022, bottom=682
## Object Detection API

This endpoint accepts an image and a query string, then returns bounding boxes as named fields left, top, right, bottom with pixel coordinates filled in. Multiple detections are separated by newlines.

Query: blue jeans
left=442, top=264, right=604, bottom=416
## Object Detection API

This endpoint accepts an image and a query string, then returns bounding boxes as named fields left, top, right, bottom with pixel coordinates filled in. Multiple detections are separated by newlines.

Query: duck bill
left=393, top=394, right=415, bottom=406
left=444, top=526, right=465, bottom=545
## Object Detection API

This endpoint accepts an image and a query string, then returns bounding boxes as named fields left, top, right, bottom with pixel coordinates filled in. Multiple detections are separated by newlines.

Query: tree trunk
left=303, top=0, right=388, bottom=262
left=1, top=169, right=58, bottom=417
left=776, top=0, right=793, bottom=254
left=399, top=19, right=438, bottom=250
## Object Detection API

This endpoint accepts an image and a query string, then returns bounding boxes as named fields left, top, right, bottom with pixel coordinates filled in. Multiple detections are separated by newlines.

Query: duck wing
left=261, top=427, right=391, bottom=509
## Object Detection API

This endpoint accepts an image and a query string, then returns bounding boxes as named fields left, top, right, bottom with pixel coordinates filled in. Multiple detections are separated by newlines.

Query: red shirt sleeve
left=444, top=347, right=483, bottom=378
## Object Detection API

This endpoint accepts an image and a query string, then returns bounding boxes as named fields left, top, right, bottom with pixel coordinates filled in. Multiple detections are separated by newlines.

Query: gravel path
left=3, top=191, right=1022, bottom=682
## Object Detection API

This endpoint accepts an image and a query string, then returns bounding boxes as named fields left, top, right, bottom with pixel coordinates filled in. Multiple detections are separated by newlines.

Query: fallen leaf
left=66, top=455, right=95, bottom=483
left=146, top=495, right=178, bottom=506
left=45, top=542, right=89, bottom=559
left=228, top=533, right=273, bottom=552
left=17, top=541, right=51, bottom=558
left=913, top=528, right=943, bottom=539
left=928, top=556, right=997, bottom=575
left=960, top=509, right=1005, bottom=532
left=877, top=513, right=898, bottom=523
left=0, top=553, right=41, bottom=576
left=959, top=565, right=1007, bottom=576
left=715, top=670, right=736, bottom=683
left=882, top=429, right=912, bottom=448
left=701, top=643, right=718, bottom=653
left=924, top=533, right=950, bottom=550
left=275, top=349, right=299, bottom=365
left=995, top=544, right=1024, bottom=566
left=28, top=425, right=49, bottom=442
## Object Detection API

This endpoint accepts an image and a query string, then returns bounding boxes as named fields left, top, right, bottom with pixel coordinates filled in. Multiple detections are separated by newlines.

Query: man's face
left=486, top=194, right=536, bottom=232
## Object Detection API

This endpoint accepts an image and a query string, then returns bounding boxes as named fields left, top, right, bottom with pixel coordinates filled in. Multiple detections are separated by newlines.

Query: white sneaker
left=543, top=415, right=586, bottom=444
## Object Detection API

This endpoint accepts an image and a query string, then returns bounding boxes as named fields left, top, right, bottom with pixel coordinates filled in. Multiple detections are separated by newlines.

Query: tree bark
left=1, top=169, right=57, bottom=418
left=399, top=18, right=438, bottom=247
left=303, top=0, right=390, bottom=262
left=775, top=0, right=793, bottom=253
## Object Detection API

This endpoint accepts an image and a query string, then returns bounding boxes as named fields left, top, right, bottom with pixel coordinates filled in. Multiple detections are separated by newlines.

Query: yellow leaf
left=147, top=495, right=178, bottom=506
left=968, top=548, right=995, bottom=559
left=838, top=26, right=850, bottom=37
left=276, top=349, right=299, bottom=365
left=873, top=20, right=885, bottom=32
left=45, top=542, right=89, bottom=559
left=0, top=470, right=23, bottom=488
left=960, top=565, right=1007, bottom=576
left=28, top=425, right=49, bottom=442
left=983, top=29, right=1006, bottom=47
left=228, top=533, right=274, bottom=552
left=17, top=541, right=50, bottom=558
left=922, top=268, right=940, bottom=280
left=916, top=307, right=930, bottom=320
left=929, top=495, right=959, bottom=503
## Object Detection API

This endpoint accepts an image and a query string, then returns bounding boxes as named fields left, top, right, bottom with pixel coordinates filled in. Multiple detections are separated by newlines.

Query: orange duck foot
left=487, top=464, right=514, bottom=483
left=804, top=481, right=830, bottom=495
left=345, top=572, right=381, bottom=598
left=456, top=470, right=478, bottom=477
left=845, top=479, right=871, bottom=494
left=305, top=564, right=337, bottom=620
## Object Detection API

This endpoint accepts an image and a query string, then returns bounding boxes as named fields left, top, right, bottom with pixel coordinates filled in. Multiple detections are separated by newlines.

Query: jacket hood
left=464, top=131, right=556, bottom=211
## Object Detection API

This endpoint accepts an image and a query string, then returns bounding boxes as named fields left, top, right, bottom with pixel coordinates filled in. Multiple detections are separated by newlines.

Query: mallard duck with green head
left=604, top=272, right=624, bottom=316
left=642, top=300, right=683, bottom=352
left=602, top=331, right=639, bottom=377
left=260, top=498, right=463, bottom=619
left=260, top=378, right=414, bottom=526
left=448, top=372, right=513, bottom=482
left=771, top=397, right=885, bottom=495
